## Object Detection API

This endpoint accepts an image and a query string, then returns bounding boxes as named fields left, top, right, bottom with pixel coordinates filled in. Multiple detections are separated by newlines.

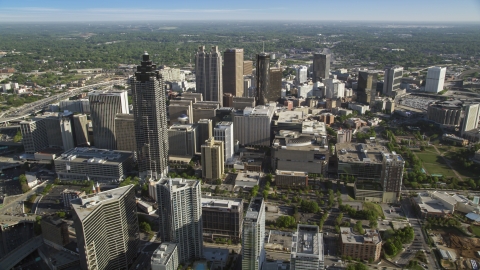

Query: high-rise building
left=232, top=97, right=255, bottom=110
left=383, top=66, right=403, bottom=96
left=197, top=119, right=212, bottom=154
left=223, top=48, right=244, bottom=97
left=243, top=61, right=253, bottom=76
left=73, top=114, right=89, bottom=147
left=201, top=137, right=224, bottom=181
left=59, top=112, right=75, bottom=151
left=340, top=227, right=382, bottom=262
left=71, top=185, right=139, bottom=270
left=461, top=103, right=480, bottom=136
left=60, top=99, right=90, bottom=114
left=168, top=124, right=198, bottom=158
left=357, top=71, right=378, bottom=105
left=296, top=66, right=308, bottom=85
left=201, top=197, right=243, bottom=243
left=267, top=67, right=282, bottom=103
left=427, top=100, right=463, bottom=127
left=325, top=78, right=345, bottom=99
left=242, top=197, right=266, bottom=270
left=88, top=90, right=129, bottom=150
left=233, top=104, right=276, bottom=146
left=255, top=53, right=270, bottom=105
left=114, top=114, right=137, bottom=152
left=213, top=121, right=234, bottom=162
left=312, top=54, right=330, bottom=82
left=195, top=46, right=223, bottom=104
left=155, top=178, right=203, bottom=263
left=151, top=243, right=179, bottom=270
left=290, top=225, right=324, bottom=270
left=131, top=52, right=169, bottom=179
left=425, top=66, right=447, bottom=93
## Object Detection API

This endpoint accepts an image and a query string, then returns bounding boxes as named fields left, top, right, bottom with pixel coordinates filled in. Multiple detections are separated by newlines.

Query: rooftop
left=336, top=142, right=403, bottom=164
left=157, top=177, right=199, bottom=190
left=169, top=124, right=196, bottom=131
left=277, top=111, right=304, bottom=123
left=201, top=197, right=242, bottom=211
left=291, top=225, right=323, bottom=259
left=151, top=242, right=177, bottom=267
left=245, top=197, right=264, bottom=221
left=301, top=121, right=326, bottom=136
left=273, top=130, right=328, bottom=152
left=238, top=104, right=276, bottom=117
left=55, top=147, right=133, bottom=164
left=340, top=227, right=381, bottom=245
left=235, top=171, right=260, bottom=189
left=71, top=185, right=133, bottom=221
left=414, top=192, right=454, bottom=215
left=276, top=170, right=308, bottom=177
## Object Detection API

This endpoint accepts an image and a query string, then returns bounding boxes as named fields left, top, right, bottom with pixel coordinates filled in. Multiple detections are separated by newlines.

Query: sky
left=0, top=0, right=479, bottom=22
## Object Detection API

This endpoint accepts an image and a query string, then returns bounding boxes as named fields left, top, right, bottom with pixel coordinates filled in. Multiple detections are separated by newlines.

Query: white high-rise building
left=242, top=197, right=265, bottom=270
left=324, top=78, right=345, bottom=99
left=233, top=104, right=276, bottom=146
left=383, top=66, right=403, bottom=96
left=461, top=104, right=480, bottom=136
left=156, top=178, right=203, bottom=264
left=296, top=66, right=308, bottom=85
left=290, top=225, right=324, bottom=270
left=213, top=121, right=234, bottom=162
left=425, top=66, right=447, bottom=93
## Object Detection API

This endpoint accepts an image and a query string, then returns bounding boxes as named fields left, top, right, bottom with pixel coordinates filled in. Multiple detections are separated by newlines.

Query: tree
left=139, top=221, right=151, bottom=232
left=262, top=190, right=269, bottom=200
left=276, top=216, right=296, bottom=228
left=369, top=219, right=378, bottom=229
left=355, top=221, right=365, bottom=234
left=13, top=131, right=22, bottom=143
left=57, top=211, right=66, bottom=218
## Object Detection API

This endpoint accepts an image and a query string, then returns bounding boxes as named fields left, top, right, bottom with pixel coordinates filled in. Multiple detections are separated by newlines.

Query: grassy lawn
left=363, top=202, right=385, bottom=219
left=415, top=151, right=445, bottom=164
left=422, top=163, right=458, bottom=178
left=469, top=225, right=480, bottom=237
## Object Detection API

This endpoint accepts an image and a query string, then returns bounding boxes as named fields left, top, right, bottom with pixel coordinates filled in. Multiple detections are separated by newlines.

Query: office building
left=357, top=71, right=378, bottom=105
left=296, top=66, right=308, bottom=85
left=54, top=147, right=134, bottom=183
left=60, top=99, right=90, bottom=114
left=427, top=100, right=463, bottom=127
left=336, top=142, right=405, bottom=203
left=255, top=53, right=270, bottom=105
left=223, top=48, right=244, bottom=97
left=131, top=52, right=169, bottom=179
left=340, top=227, right=382, bottom=262
left=197, top=119, right=213, bottom=154
left=233, top=104, right=276, bottom=146
left=151, top=243, right=179, bottom=270
left=201, top=137, right=224, bottom=181
left=88, top=90, right=129, bottom=150
left=159, top=66, right=184, bottom=82
left=275, top=170, right=309, bottom=188
left=195, top=46, right=223, bottom=104
left=267, top=67, right=282, bottom=103
left=232, top=97, right=255, bottom=110
left=192, top=101, right=220, bottom=123
left=425, top=66, right=447, bottom=93
left=169, top=100, right=193, bottom=124
left=201, top=197, right=243, bottom=243
left=179, top=92, right=203, bottom=103
left=242, top=197, right=266, bottom=270
left=168, top=124, right=198, bottom=158
left=73, top=114, right=89, bottom=147
left=41, top=215, right=70, bottom=247
left=312, top=54, right=330, bottom=82
left=290, top=225, right=324, bottom=270
left=114, top=114, right=136, bottom=152
left=461, top=103, right=480, bottom=135
left=324, top=78, right=345, bottom=99
left=243, top=61, right=253, bottom=76
left=59, top=112, right=75, bottom=151
left=214, top=121, right=234, bottom=162
left=383, top=66, right=403, bottom=97
left=72, top=185, right=139, bottom=270
left=62, top=189, right=85, bottom=210
left=155, top=178, right=203, bottom=263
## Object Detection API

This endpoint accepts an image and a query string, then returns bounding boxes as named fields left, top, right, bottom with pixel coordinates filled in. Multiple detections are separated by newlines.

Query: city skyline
left=1, top=0, right=479, bottom=22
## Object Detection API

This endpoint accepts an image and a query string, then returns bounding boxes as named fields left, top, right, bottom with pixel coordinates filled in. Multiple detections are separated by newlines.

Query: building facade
left=168, top=124, right=198, bottom=158
left=233, top=104, right=276, bottom=146
left=296, top=66, right=308, bottom=85
left=242, top=197, right=266, bottom=270
left=223, top=48, right=244, bottom=97
left=151, top=243, right=179, bottom=270
left=201, top=197, right=243, bottom=243
left=71, top=185, right=139, bottom=270
left=213, top=121, right=234, bottom=162
left=357, top=71, right=378, bottom=105
left=255, top=53, right=270, bottom=106
left=201, top=137, right=224, bottom=181
left=41, top=215, right=70, bottom=247
left=275, top=170, right=309, bottom=188
left=73, top=114, right=89, bottom=147
left=425, top=66, right=447, bottom=93
left=195, top=46, right=223, bottom=104
left=312, top=53, right=330, bottom=82
left=155, top=178, right=203, bottom=263
left=290, top=225, right=324, bottom=270
left=427, top=100, right=463, bottom=127
left=114, top=114, right=137, bottom=152
left=383, top=66, right=403, bottom=97
left=461, top=103, right=480, bottom=135
left=131, top=52, right=169, bottom=179
left=197, top=119, right=213, bottom=154
left=339, top=227, right=382, bottom=262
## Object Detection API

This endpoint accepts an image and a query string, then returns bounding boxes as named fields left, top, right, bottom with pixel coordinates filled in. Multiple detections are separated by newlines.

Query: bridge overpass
left=0, top=236, right=43, bottom=270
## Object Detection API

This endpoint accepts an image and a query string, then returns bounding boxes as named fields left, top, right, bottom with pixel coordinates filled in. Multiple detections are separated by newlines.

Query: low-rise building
left=339, top=227, right=382, bottom=262
left=442, top=134, right=468, bottom=146
left=275, top=170, right=308, bottom=188
left=61, top=189, right=85, bottom=210
left=41, top=215, right=70, bottom=247
left=413, top=191, right=456, bottom=219
left=234, top=171, right=260, bottom=190
left=201, top=197, right=243, bottom=243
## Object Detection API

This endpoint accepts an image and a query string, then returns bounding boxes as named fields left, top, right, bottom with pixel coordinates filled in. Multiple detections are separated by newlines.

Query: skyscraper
left=461, top=104, right=480, bottom=136
left=425, top=66, right=447, bottom=93
left=267, top=67, right=282, bottom=103
left=242, top=197, right=266, bottom=270
left=312, top=53, right=330, bottom=82
left=88, top=90, right=129, bottom=150
left=131, top=52, right=169, bottom=179
left=195, top=46, right=223, bottom=104
left=383, top=66, right=403, bottom=97
left=201, top=137, right=224, bottom=181
left=255, top=53, right=270, bottom=105
left=73, top=114, right=89, bottom=147
left=296, top=66, right=308, bottom=85
left=114, top=114, right=137, bottom=152
left=357, top=71, right=378, bottom=105
left=71, top=185, right=139, bottom=270
left=196, top=119, right=212, bottom=154
left=223, top=48, right=244, bottom=97
left=156, top=178, right=203, bottom=263
left=213, top=121, right=234, bottom=162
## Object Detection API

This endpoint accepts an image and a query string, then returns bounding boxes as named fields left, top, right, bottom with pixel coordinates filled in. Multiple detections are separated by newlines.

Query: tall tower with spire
left=130, top=52, right=169, bottom=179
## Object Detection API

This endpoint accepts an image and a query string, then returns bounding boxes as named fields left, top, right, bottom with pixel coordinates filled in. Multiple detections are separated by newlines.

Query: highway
left=0, top=79, right=126, bottom=121
left=0, top=180, right=48, bottom=216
